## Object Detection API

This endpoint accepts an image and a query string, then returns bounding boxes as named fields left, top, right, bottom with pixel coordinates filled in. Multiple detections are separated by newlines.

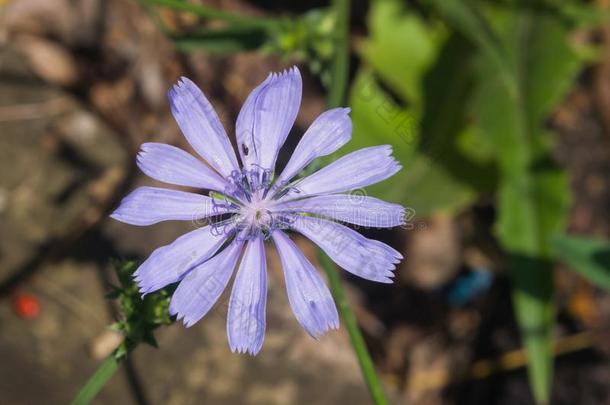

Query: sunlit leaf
left=360, top=0, right=444, bottom=104
left=343, top=0, right=493, bottom=215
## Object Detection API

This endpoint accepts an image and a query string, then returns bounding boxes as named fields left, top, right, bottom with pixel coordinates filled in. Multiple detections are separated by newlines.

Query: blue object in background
left=447, top=269, right=493, bottom=307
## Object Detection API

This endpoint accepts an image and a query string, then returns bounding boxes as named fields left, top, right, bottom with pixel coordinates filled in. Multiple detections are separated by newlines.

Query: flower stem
left=70, top=353, right=121, bottom=405
left=326, top=0, right=350, bottom=108
left=319, top=251, right=389, bottom=405
left=321, top=0, right=388, bottom=399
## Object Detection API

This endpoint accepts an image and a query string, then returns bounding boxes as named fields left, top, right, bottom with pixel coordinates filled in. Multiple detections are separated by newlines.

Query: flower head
left=111, top=67, right=404, bottom=355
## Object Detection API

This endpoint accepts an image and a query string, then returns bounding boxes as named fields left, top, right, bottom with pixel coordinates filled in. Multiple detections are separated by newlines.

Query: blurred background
left=1, top=0, right=610, bottom=404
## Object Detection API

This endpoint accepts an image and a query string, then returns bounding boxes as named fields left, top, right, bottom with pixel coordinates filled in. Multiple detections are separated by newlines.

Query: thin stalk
left=148, top=0, right=285, bottom=30
left=71, top=353, right=121, bottom=405
left=327, top=0, right=350, bottom=108
left=322, top=0, right=387, bottom=401
left=319, top=251, right=388, bottom=405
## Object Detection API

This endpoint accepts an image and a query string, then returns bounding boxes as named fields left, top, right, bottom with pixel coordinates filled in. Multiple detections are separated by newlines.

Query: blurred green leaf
left=426, top=0, right=516, bottom=94
left=466, top=6, right=584, bottom=403
left=419, top=33, right=498, bottom=193
left=493, top=0, right=610, bottom=28
left=343, top=0, right=494, bottom=215
left=273, top=9, right=336, bottom=87
left=360, top=0, right=444, bottom=104
left=552, top=235, right=610, bottom=290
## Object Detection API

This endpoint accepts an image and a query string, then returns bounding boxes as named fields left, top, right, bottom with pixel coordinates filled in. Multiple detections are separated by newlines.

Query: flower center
left=242, top=198, right=273, bottom=227
left=210, top=167, right=297, bottom=240
left=215, top=168, right=273, bottom=238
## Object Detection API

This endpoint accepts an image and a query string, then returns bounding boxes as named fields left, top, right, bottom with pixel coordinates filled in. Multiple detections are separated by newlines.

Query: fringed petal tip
left=229, top=342, right=263, bottom=356
left=168, top=77, right=206, bottom=104
left=377, top=273, right=396, bottom=284
left=167, top=77, right=201, bottom=115
left=380, top=145, right=403, bottom=174
left=168, top=304, right=197, bottom=328
left=134, top=278, right=157, bottom=297
left=274, top=65, right=300, bottom=79
left=304, top=315, right=340, bottom=340
left=260, top=66, right=301, bottom=89
left=170, top=76, right=195, bottom=93
left=133, top=275, right=156, bottom=297
left=167, top=75, right=239, bottom=177
left=135, top=143, right=157, bottom=163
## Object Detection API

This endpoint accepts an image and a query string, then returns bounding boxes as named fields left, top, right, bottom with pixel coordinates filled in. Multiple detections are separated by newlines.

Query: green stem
left=327, top=0, right=350, bottom=108
left=319, top=251, right=388, bottom=405
left=148, top=0, right=285, bottom=30
left=321, top=1, right=387, bottom=399
left=71, top=354, right=121, bottom=405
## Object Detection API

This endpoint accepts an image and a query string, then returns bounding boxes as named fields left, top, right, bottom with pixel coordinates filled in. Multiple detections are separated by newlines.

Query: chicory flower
left=111, top=67, right=404, bottom=355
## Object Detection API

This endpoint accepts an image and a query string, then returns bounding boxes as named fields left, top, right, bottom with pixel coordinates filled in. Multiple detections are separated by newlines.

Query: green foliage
left=553, top=235, right=610, bottom=290
left=345, top=0, right=494, bottom=215
left=273, top=9, right=337, bottom=88
left=72, top=261, right=175, bottom=405
left=430, top=1, right=585, bottom=402
left=343, top=0, right=592, bottom=402
left=107, top=261, right=174, bottom=359
left=137, top=2, right=605, bottom=404
left=71, top=355, right=120, bottom=405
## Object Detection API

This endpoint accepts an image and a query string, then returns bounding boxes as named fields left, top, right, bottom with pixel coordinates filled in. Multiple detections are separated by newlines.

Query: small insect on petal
left=12, top=292, right=41, bottom=319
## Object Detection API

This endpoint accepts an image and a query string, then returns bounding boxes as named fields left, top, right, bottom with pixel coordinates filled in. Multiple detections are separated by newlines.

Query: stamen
left=210, top=219, right=237, bottom=237
left=217, top=167, right=287, bottom=240
left=271, top=183, right=302, bottom=201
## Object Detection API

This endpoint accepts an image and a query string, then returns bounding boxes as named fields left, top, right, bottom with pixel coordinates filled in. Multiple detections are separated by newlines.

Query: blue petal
left=168, top=77, right=239, bottom=177
left=110, top=186, right=235, bottom=226
left=271, top=231, right=339, bottom=338
left=227, top=235, right=267, bottom=355
left=134, top=225, right=230, bottom=294
left=275, top=194, right=405, bottom=228
left=170, top=238, right=244, bottom=327
left=137, top=143, right=226, bottom=191
left=274, top=107, right=351, bottom=188
left=281, top=145, right=401, bottom=200
left=236, top=67, right=302, bottom=172
left=289, top=216, right=402, bottom=283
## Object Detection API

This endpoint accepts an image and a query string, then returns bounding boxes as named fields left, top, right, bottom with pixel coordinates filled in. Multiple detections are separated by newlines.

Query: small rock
left=89, top=329, right=123, bottom=360
left=15, top=35, right=79, bottom=86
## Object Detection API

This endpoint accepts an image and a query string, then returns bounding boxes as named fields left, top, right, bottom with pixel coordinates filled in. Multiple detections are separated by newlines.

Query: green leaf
left=343, top=0, right=492, bottom=215
left=71, top=355, right=120, bottom=405
left=493, top=0, right=610, bottom=28
left=552, top=235, right=610, bottom=290
left=419, top=33, right=497, bottom=193
left=426, top=0, right=516, bottom=94
left=360, top=0, right=444, bottom=104
left=465, top=6, right=584, bottom=404
left=347, top=68, right=477, bottom=215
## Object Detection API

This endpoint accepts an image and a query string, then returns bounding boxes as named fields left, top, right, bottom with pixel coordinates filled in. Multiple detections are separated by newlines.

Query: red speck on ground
left=12, top=293, right=41, bottom=319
